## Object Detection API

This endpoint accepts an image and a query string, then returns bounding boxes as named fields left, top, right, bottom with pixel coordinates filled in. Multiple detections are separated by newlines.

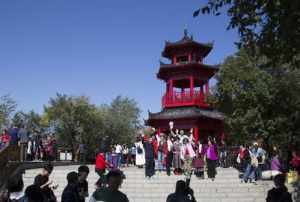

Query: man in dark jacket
left=144, top=137, right=155, bottom=178
left=61, top=172, right=80, bottom=202
left=17, top=126, right=28, bottom=161
left=266, top=174, right=292, bottom=202
left=8, top=126, right=19, bottom=145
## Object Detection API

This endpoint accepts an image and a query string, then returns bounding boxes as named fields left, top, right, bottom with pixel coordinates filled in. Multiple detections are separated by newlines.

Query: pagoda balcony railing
left=162, top=90, right=209, bottom=108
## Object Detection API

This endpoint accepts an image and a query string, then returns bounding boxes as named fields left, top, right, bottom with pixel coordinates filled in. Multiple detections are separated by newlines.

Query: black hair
left=175, top=180, right=186, bottom=194
left=25, top=185, right=44, bottom=202
left=7, top=174, right=24, bottom=193
left=43, top=164, right=53, bottom=174
left=274, top=174, right=286, bottom=188
left=106, top=170, right=125, bottom=181
left=67, top=172, right=78, bottom=184
left=34, top=174, right=48, bottom=187
left=78, top=165, right=90, bottom=174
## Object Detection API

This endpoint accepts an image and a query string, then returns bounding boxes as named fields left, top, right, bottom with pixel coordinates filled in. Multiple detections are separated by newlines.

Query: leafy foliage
left=194, top=0, right=300, bottom=68
left=12, top=110, right=44, bottom=134
left=214, top=50, right=300, bottom=150
left=0, top=95, right=17, bottom=128
left=44, top=94, right=140, bottom=155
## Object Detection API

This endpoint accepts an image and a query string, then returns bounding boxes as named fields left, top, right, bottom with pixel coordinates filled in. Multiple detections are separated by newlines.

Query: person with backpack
left=135, top=137, right=145, bottom=168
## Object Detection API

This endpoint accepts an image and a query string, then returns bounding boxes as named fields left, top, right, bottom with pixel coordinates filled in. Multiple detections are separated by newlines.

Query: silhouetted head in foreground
left=175, top=180, right=186, bottom=194
left=25, top=185, right=44, bottom=202
left=67, top=172, right=79, bottom=185
left=107, top=170, right=125, bottom=191
left=274, top=174, right=286, bottom=189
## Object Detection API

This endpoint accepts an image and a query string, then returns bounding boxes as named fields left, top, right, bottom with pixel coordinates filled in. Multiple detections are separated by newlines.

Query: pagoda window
left=176, top=55, right=188, bottom=64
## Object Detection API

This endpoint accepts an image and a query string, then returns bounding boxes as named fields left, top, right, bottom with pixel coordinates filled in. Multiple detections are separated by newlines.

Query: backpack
left=137, top=146, right=143, bottom=154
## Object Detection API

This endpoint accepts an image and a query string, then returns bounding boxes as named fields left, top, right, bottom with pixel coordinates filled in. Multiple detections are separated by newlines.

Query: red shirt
left=1, top=133, right=10, bottom=144
left=291, top=156, right=300, bottom=168
left=96, top=153, right=106, bottom=170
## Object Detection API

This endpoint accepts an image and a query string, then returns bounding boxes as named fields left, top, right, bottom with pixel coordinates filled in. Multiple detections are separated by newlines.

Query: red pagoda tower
left=146, top=30, right=224, bottom=143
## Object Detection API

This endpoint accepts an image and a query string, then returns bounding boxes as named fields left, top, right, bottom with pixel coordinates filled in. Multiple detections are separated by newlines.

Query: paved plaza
left=23, top=165, right=277, bottom=202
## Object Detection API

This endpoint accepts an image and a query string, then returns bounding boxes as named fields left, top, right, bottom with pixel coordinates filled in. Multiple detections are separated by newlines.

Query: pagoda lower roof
left=157, top=62, right=219, bottom=80
left=148, top=107, right=224, bottom=121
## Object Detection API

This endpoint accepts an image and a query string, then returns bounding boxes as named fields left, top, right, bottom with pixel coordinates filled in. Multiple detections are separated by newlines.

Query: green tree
left=12, top=110, right=44, bottom=134
left=0, top=94, right=17, bottom=128
left=194, top=0, right=300, bottom=68
left=103, top=96, right=141, bottom=145
left=214, top=50, right=300, bottom=150
left=44, top=94, right=105, bottom=154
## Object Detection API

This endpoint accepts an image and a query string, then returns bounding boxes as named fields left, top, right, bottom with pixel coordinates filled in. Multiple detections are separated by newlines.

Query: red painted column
left=173, top=55, right=177, bottom=64
left=194, top=127, right=199, bottom=143
left=169, top=79, right=173, bottom=103
left=205, top=81, right=209, bottom=95
left=188, top=53, right=192, bottom=62
left=190, top=77, right=194, bottom=99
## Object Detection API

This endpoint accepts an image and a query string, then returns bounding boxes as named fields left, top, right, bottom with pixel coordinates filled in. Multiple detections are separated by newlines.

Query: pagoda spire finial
left=184, top=28, right=188, bottom=38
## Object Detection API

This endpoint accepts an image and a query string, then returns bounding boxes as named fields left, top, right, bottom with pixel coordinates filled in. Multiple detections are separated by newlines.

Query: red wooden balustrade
left=162, top=90, right=209, bottom=108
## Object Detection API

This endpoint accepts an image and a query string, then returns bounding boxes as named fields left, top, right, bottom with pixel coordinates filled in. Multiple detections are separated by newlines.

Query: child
left=193, top=153, right=205, bottom=179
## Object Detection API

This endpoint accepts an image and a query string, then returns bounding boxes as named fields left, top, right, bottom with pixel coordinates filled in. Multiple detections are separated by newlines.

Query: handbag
left=287, top=170, right=298, bottom=184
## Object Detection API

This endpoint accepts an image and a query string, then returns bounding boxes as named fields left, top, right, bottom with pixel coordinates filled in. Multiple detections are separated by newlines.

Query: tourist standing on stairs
left=165, top=135, right=173, bottom=176
left=18, top=125, right=29, bottom=162
left=206, top=137, right=218, bottom=181
left=219, top=140, right=227, bottom=168
left=182, top=138, right=196, bottom=181
left=144, top=136, right=155, bottom=179
left=157, top=138, right=165, bottom=172
left=242, top=144, right=256, bottom=183
left=173, top=136, right=182, bottom=175
left=135, top=137, right=145, bottom=168
left=95, top=150, right=111, bottom=187
left=115, top=143, right=123, bottom=168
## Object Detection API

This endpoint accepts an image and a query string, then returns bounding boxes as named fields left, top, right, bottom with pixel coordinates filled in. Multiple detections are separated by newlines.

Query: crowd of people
left=101, top=128, right=220, bottom=182
left=0, top=126, right=58, bottom=161
left=1, top=124, right=300, bottom=202
left=236, top=143, right=300, bottom=184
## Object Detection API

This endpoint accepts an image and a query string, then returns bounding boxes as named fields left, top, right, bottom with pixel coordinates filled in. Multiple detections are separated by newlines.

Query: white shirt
left=115, top=145, right=122, bottom=154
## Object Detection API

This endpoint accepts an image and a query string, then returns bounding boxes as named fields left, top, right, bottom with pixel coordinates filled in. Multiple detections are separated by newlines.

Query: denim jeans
left=243, top=163, right=255, bottom=182
left=157, top=151, right=164, bottom=171
left=117, top=153, right=122, bottom=168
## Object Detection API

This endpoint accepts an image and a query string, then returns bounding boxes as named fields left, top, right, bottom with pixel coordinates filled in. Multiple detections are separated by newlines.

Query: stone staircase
left=23, top=165, right=276, bottom=202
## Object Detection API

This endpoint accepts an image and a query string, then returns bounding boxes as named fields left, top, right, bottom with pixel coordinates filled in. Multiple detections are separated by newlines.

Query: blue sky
left=0, top=0, right=238, bottom=119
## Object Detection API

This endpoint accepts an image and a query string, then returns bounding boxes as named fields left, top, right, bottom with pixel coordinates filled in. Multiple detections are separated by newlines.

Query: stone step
left=23, top=165, right=277, bottom=202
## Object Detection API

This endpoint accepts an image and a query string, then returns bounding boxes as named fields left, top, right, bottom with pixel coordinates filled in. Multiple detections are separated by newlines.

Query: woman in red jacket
left=95, top=151, right=111, bottom=187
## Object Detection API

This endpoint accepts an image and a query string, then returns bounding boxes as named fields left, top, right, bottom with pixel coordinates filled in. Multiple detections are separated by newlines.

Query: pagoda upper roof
left=157, top=62, right=219, bottom=80
left=148, top=106, right=224, bottom=121
left=162, top=30, right=213, bottom=58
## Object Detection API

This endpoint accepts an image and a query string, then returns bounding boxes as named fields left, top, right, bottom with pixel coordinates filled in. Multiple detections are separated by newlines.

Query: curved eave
left=157, top=63, right=219, bottom=80
left=162, top=41, right=213, bottom=58
left=147, top=107, right=224, bottom=121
